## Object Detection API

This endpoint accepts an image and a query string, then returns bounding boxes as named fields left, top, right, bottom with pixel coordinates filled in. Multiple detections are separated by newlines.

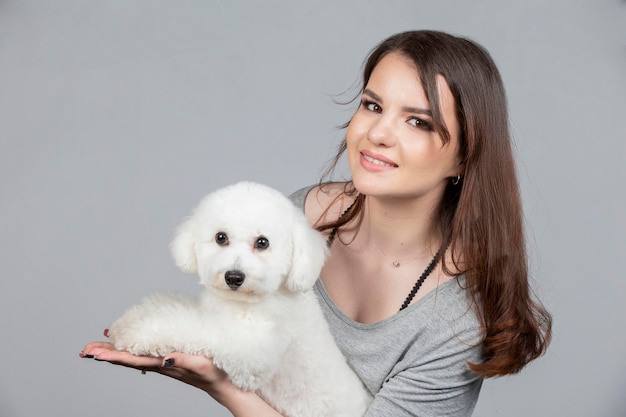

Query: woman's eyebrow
left=363, top=88, right=432, bottom=116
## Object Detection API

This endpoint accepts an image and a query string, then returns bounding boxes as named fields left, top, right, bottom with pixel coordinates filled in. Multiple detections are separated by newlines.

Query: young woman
left=81, top=30, right=551, bottom=416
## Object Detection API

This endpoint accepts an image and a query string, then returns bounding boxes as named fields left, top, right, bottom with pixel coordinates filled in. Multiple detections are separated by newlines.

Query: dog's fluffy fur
left=108, top=181, right=371, bottom=417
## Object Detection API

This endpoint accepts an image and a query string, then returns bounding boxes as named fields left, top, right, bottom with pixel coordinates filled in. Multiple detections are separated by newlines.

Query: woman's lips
left=360, top=151, right=398, bottom=169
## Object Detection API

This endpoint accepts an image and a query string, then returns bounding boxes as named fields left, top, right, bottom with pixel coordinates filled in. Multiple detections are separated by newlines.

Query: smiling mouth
left=362, top=153, right=397, bottom=167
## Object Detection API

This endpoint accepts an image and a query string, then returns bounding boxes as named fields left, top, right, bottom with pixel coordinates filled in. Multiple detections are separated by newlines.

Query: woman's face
left=346, top=52, right=463, bottom=204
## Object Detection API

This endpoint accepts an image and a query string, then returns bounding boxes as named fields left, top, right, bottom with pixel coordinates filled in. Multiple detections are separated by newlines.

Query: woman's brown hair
left=319, top=30, right=552, bottom=377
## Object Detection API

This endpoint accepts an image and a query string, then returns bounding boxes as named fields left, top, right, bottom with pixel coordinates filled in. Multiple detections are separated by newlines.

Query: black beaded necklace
left=326, top=198, right=442, bottom=312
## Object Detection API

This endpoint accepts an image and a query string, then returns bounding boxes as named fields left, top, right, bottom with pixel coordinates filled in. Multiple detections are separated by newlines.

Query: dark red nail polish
left=163, top=358, right=175, bottom=367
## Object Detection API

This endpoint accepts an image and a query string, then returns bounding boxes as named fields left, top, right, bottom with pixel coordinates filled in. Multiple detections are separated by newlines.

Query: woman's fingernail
left=83, top=354, right=95, bottom=359
left=103, top=329, right=109, bottom=337
left=162, top=358, right=175, bottom=367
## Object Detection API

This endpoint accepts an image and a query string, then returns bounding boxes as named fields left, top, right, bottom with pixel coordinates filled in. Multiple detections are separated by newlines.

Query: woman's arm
left=80, top=335, right=284, bottom=417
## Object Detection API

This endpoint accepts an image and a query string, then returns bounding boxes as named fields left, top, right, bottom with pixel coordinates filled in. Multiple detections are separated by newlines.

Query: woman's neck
left=354, top=196, right=441, bottom=261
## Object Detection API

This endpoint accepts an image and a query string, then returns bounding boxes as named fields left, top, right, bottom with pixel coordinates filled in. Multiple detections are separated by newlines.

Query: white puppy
left=108, top=181, right=371, bottom=417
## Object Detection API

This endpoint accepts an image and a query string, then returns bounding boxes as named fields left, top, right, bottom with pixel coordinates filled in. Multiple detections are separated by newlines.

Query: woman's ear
left=284, top=211, right=328, bottom=292
left=169, top=215, right=198, bottom=274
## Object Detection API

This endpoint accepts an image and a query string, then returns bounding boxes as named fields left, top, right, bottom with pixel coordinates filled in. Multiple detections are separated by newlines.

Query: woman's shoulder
left=289, top=182, right=354, bottom=228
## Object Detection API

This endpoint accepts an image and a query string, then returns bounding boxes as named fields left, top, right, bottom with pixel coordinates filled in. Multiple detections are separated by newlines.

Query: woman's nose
left=367, top=116, right=396, bottom=147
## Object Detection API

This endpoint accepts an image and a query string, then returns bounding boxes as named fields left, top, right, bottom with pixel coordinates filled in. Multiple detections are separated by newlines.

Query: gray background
left=1, top=1, right=624, bottom=416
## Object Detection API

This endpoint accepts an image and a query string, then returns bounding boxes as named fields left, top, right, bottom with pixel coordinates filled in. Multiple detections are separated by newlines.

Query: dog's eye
left=215, top=232, right=229, bottom=246
left=254, top=236, right=269, bottom=250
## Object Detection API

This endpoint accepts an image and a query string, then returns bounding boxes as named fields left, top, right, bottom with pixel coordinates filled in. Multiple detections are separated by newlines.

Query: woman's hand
left=79, top=329, right=230, bottom=395
left=80, top=330, right=284, bottom=416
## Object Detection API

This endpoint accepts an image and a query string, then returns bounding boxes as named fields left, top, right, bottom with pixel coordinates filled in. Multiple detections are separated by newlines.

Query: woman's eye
left=254, top=237, right=270, bottom=250
left=408, top=117, right=433, bottom=131
left=362, top=100, right=381, bottom=113
left=215, top=232, right=229, bottom=246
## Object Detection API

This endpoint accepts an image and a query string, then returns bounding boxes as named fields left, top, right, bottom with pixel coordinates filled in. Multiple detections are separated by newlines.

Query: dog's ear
left=285, top=213, right=328, bottom=292
left=169, top=215, right=198, bottom=274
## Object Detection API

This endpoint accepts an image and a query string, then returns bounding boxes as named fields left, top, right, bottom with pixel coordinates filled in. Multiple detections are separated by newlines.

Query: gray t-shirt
left=290, top=186, right=484, bottom=416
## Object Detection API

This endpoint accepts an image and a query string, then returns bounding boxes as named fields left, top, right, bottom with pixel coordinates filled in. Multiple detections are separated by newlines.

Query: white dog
left=108, top=181, right=371, bottom=417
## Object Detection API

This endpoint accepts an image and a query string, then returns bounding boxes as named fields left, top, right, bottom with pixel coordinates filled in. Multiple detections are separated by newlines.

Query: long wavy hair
left=318, top=30, right=551, bottom=377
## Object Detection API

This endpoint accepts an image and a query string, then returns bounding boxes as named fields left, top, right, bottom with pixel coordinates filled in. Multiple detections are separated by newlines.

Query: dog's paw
left=107, top=312, right=174, bottom=357
left=107, top=325, right=174, bottom=357
left=107, top=292, right=203, bottom=356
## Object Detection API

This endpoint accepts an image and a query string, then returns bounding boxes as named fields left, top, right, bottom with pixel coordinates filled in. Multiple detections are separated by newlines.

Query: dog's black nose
left=224, top=270, right=245, bottom=290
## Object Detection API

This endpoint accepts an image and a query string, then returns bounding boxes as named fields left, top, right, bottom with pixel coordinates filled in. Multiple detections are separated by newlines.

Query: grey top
left=289, top=186, right=484, bottom=417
